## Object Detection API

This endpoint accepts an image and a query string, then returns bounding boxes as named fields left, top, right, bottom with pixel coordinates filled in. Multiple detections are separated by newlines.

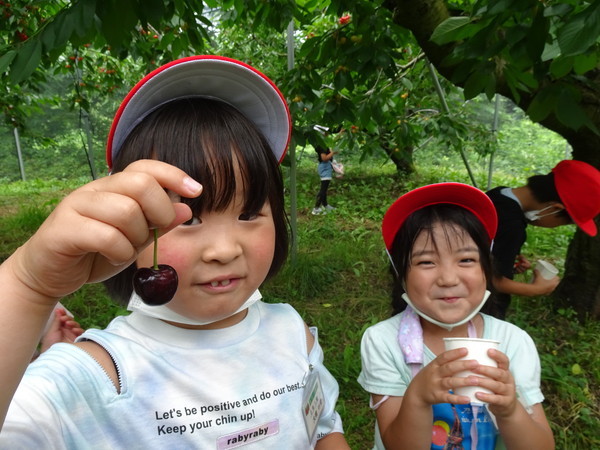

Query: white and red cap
left=382, top=182, right=498, bottom=250
left=106, top=55, right=292, bottom=170
left=552, top=160, right=600, bottom=237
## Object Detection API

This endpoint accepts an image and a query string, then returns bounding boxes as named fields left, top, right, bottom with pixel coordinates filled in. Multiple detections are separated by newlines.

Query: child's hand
left=407, top=347, right=480, bottom=407
left=530, top=271, right=560, bottom=295
left=7, top=160, right=202, bottom=302
left=468, top=348, right=519, bottom=418
left=39, top=308, right=84, bottom=353
left=513, top=254, right=531, bottom=274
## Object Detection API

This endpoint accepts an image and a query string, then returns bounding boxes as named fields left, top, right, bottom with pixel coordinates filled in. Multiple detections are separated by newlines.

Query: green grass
left=0, top=158, right=598, bottom=449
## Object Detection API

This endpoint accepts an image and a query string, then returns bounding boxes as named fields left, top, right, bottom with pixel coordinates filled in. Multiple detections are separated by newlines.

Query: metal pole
left=426, top=60, right=477, bottom=187
left=487, top=95, right=500, bottom=190
left=287, top=20, right=298, bottom=263
left=83, top=110, right=98, bottom=179
left=13, top=127, right=26, bottom=181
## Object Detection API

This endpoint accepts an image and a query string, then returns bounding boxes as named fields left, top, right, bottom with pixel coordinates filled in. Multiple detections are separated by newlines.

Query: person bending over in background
left=485, top=160, right=600, bottom=319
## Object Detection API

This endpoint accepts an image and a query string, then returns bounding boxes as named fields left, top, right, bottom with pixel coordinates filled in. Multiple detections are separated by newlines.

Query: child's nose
left=201, top=225, right=242, bottom=263
left=437, top=266, right=459, bottom=286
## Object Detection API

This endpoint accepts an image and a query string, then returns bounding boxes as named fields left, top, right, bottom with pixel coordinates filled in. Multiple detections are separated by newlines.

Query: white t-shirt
left=358, top=312, right=544, bottom=449
left=2, top=301, right=343, bottom=449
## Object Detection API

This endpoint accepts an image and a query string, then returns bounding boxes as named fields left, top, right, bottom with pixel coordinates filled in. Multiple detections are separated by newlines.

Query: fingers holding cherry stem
left=133, top=229, right=178, bottom=306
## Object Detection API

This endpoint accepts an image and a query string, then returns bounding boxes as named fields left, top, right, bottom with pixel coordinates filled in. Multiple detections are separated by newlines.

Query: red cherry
left=132, top=229, right=178, bottom=305
left=133, top=264, right=178, bottom=305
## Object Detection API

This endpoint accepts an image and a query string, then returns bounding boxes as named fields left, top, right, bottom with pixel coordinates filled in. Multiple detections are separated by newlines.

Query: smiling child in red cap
left=486, top=159, right=600, bottom=319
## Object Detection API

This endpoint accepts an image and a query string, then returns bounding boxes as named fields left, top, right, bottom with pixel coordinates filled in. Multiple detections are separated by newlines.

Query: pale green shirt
left=358, top=312, right=544, bottom=449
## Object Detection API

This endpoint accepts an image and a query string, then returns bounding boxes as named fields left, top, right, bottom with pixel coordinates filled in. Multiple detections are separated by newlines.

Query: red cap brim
left=382, top=182, right=498, bottom=250
left=106, top=56, right=291, bottom=170
left=552, top=160, right=600, bottom=237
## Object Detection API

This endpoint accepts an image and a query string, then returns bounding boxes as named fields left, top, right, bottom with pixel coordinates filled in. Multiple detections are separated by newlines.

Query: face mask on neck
left=401, top=290, right=491, bottom=331
left=127, top=289, right=262, bottom=325
left=524, top=205, right=560, bottom=222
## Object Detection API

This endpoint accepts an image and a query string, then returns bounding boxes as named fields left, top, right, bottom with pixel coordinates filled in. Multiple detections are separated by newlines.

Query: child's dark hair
left=103, top=97, right=289, bottom=305
left=527, top=172, right=571, bottom=220
left=389, top=204, right=495, bottom=316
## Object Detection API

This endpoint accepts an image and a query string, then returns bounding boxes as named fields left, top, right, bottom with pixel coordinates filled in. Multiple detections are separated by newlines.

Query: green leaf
left=72, top=0, right=96, bottom=37
left=41, top=24, right=56, bottom=52
left=549, top=56, right=573, bottom=79
left=9, top=40, right=42, bottom=84
left=430, top=17, right=471, bottom=45
left=463, top=69, right=492, bottom=100
left=48, top=12, right=73, bottom=50
left=526, top=8, right=549, bottom=62
left=98, top=0, right=138, bottom=48
left=0, top=50, right=16, bottom=74
left=543, top=4, right=572, bottom=18
left=573, top=53, right=598, bottom=75
left=486, top=0, right=520, bottom=15
left=138, top=0, right=167, bottom=28
left=557, top=1, right=600, bottom=57
left=541, top=40, right=560, bottom=62
left=483, top=72, right=497, bottom=100
left=555, top=88, right=587, bottom=131
left=527, top=87, right=558, bottom=123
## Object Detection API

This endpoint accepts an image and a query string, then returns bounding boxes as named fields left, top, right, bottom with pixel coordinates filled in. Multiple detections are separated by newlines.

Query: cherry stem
left=152, top=228, right=159, bottom=270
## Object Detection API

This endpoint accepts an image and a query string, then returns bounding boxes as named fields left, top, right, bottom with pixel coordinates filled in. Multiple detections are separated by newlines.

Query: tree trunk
left=384, top=145, right=415, bottom=175
left=555, top=230, right=600, bottom=319
left=384, top=0, right=600, bottom=318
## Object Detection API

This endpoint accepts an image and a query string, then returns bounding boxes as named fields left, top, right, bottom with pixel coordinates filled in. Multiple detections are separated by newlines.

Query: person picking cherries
left=0, top=56, right=350, bottom=449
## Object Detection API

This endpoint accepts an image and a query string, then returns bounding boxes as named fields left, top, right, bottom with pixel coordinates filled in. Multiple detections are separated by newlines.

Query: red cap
left=106, top=55, right=291, bottom=170
left=382, top=182, right=498, bottom=250
left=552, top=160, right=600, bottom=236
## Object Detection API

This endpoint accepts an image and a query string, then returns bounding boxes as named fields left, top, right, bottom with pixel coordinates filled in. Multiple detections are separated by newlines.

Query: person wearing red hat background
left=486, top=159, right=600, bottom=319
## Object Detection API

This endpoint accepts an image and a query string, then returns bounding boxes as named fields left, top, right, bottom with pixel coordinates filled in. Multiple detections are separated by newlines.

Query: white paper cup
left=443, top=337, right=500, bottom=405
left=535, top=259, right=558, bottom=280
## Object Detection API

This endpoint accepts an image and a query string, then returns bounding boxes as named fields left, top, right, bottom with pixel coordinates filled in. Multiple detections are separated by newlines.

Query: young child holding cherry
left=0, top=56, right=349, bottom=449
left=358, top=183, right=554, bottom=449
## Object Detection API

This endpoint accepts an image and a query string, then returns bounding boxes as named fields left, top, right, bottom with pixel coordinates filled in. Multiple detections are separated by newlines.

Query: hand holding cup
left=443, top=337, right=500, bottom=405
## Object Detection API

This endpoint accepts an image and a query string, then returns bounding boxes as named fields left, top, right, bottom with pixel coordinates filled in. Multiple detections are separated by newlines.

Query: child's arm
left=471, top=348, right=555, bottom=449
left=374, top=348, right=477, bottom=449
left=493, top=272, right=559, bottom=297
left=0, top=160, right=202, bottom=427
left=314, top=431, right=350, bottom=449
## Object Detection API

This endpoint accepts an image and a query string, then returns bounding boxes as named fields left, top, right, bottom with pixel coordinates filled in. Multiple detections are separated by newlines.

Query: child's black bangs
left=119, top=97, right=275, bottom=216
left=170, top=110, right=272, bottom=217
left=178, top=138, right=272, bottom=217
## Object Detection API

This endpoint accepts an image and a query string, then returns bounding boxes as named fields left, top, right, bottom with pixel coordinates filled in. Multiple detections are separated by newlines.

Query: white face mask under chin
left=401, top=290, right=491, bottom=331
left=127, top=289, right=262, bottom=325
left=524, top=205, right=559, bottom=222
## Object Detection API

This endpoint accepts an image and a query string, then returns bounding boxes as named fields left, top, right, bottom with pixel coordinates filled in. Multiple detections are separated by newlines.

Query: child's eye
left=459, top=256, right=478, bottom=264
left=182, top=216, right=202, bottom=226
left=238, top=212, right=258, bottom=221
left=415, top=260, right=434, bottom=266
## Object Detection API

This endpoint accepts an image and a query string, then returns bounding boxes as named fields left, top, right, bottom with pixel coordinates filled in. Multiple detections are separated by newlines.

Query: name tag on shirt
left=302, top=370, right=325, bottom=446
